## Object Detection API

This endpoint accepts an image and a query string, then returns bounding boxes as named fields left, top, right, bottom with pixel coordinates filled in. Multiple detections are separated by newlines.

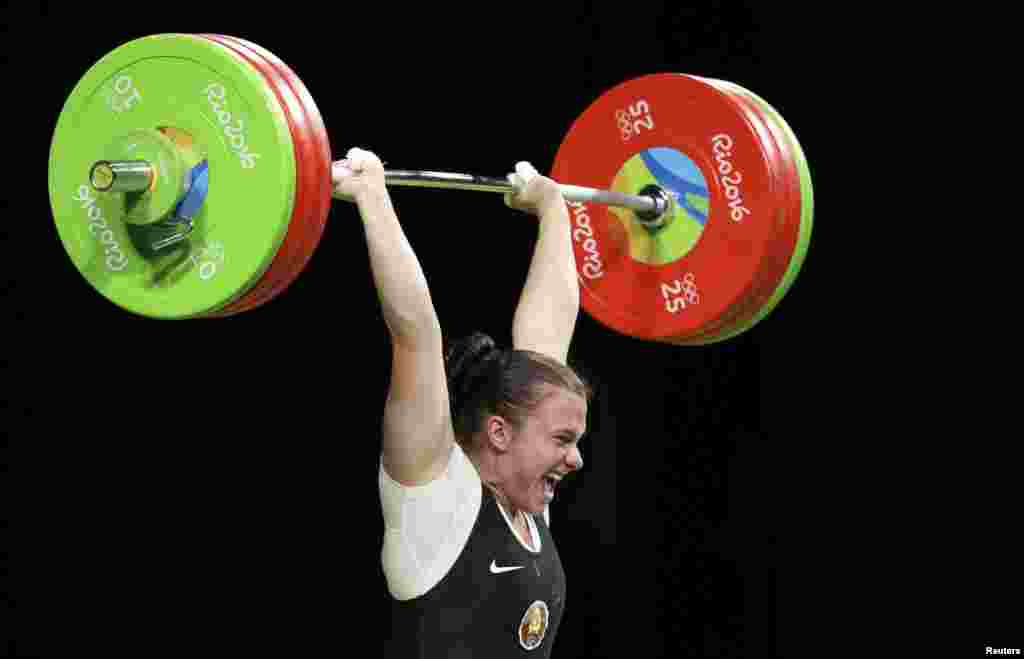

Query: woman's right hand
left=503, top=161, right=565, bottom=217
left=333, top=147, right=388, bottom=204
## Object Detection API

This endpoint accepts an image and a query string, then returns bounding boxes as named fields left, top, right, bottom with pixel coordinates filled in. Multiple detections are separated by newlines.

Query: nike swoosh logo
left=490, top=560, right=525, bottom=574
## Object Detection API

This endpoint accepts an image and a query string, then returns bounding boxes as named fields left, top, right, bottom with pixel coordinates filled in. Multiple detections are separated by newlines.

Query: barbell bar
left=342, top=168, right=672, bottom=222
left=86, top=159, right=673, bottom=223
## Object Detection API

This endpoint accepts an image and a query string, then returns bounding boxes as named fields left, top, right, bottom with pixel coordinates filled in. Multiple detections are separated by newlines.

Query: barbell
left=48, top=33, right=813, bottom=345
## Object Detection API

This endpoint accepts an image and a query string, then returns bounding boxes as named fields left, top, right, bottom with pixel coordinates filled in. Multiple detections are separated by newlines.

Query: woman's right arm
left=335, top=149, right=454, bottom=486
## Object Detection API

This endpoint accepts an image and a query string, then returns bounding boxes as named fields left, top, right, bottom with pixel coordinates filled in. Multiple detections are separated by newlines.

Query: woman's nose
left=567, top=446, right=583, bottom=471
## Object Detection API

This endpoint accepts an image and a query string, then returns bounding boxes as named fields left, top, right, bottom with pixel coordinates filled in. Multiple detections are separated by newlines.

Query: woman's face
left=498, top=384, right=587, bottom=514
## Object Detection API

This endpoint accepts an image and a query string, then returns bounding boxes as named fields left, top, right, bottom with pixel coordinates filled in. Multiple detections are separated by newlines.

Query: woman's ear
left=485, top=415, right=515, bottom=453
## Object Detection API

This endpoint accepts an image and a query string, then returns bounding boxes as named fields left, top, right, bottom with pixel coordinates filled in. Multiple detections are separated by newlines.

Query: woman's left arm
left=507, top=163, right=580, bottom=364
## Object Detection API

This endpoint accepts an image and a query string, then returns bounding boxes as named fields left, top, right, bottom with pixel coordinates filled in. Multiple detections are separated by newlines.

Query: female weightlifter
left=334, top=148, right=591, bottom=658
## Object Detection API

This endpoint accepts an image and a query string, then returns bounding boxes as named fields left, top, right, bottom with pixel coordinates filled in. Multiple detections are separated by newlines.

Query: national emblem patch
left=518, top=600, right=549, bottom=651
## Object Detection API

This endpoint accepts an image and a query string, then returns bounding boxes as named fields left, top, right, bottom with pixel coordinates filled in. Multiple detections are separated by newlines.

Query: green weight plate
left=49, top=33, right=297, bottom=319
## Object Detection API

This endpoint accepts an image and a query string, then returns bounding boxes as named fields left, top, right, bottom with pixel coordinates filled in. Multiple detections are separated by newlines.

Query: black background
left=5, top=3, right=1005, bottom=658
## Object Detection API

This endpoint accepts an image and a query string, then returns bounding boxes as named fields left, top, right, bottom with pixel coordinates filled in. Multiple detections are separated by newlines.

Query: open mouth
left=543, top=475, right=560, bottom=501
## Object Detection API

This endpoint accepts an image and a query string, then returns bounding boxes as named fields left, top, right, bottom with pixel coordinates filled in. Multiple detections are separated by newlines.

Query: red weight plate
left=662, top=82, right=790, bottom=345
left=210, top=34, right=332, bottom=314
left=674, top=79, right=803, bottom=345
left=552, top=74, right=778, bottom=343
left=195, top=34, right=328, bottom=317
left=678, top=79, right=805, bottom=345
left=703, top=82, right=804, bottom=343
left=676, top=107, right=795, bottom=344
